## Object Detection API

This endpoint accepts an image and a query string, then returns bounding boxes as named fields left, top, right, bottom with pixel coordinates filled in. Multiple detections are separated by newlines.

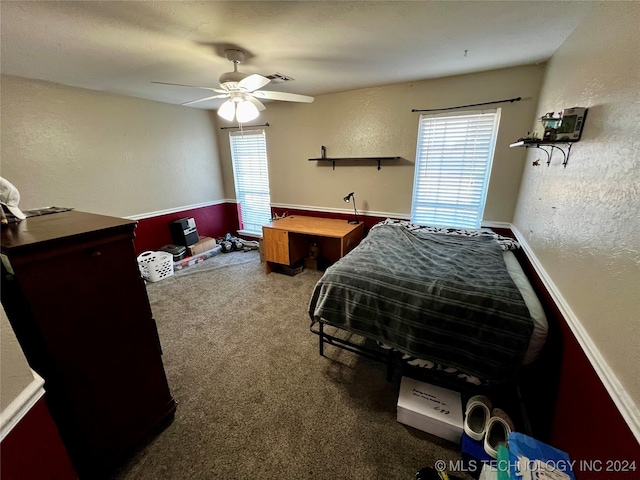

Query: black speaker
left=170, top=218, right=199, bottom=246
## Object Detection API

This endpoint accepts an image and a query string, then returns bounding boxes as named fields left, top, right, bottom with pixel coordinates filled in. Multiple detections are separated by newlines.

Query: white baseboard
left=511, top=224, right=640, bottom=444
left=0, top=370, right=45, bottom=441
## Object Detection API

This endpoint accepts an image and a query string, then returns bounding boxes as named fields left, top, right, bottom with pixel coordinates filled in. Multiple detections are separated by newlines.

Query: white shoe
left=463, top=395, right=492, bottom=441
left=484, top=408, right=515, bottom=459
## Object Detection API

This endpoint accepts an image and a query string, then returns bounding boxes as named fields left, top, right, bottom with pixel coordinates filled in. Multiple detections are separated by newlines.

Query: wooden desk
left=262, top=215, right=364, bottom=274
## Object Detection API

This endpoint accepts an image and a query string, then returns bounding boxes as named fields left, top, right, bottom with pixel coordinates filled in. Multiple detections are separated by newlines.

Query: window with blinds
left=411, top=109, right=501, bottom=229
left=229, top=129, right=272, bottom=236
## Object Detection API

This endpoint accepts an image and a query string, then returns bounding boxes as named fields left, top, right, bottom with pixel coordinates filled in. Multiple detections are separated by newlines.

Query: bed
left=308, top=219, right=548, bottom=386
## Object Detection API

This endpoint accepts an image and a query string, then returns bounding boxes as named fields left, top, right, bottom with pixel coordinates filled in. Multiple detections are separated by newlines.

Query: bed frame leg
left=319, top=322, right=325, bottom=356
left=386, top=350, right=395, bottom=382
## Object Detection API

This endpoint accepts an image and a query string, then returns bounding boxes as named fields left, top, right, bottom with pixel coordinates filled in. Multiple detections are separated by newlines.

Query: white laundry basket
left=137, top=251, right=174, bottom=282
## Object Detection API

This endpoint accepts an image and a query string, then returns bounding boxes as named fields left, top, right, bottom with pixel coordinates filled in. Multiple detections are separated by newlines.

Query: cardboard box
left=304, top=257, right=318, bottom=270
left=187, top=236, right=217, bottom=256
left=397, top=376, right=463, bottom=444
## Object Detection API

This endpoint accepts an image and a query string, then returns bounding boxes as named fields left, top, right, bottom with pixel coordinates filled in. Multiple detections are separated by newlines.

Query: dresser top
left=1, top=210, right=136, bottom=255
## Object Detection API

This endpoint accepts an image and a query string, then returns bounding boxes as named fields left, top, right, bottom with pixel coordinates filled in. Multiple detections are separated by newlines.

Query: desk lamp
left=343, top=192, right=360, bottom=224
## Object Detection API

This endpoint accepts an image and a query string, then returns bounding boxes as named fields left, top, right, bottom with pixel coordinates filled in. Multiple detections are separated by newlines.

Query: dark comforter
left=308, top=224, right=534, bottom=382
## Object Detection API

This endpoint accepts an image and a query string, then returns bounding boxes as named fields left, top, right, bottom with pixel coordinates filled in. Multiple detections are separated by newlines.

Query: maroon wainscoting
left=133, top=202, right=239, bottom=255
left=513, top=251, right=639, bottom=479
left=1, top=397, right=77, bottom=479
left=549, top=323, right=640, bottom=479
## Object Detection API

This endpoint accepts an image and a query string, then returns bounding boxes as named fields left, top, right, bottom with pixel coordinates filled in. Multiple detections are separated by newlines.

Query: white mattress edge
left=503, top=250, right=548, bottom=365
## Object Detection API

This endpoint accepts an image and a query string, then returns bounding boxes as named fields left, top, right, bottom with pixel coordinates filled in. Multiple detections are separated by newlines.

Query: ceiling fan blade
left=152, top=81, right=226, bottom=94
left=252, top=90, right=314, bottom=103
left=246, top=95, right=266, bottom=111
left=181, top=94, right=229, bottom=106
left=238, top=74, right=271, bottom=92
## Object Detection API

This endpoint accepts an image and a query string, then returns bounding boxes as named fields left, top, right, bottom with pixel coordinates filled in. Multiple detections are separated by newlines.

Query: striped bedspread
left=308, top=224, right=534, bottom=383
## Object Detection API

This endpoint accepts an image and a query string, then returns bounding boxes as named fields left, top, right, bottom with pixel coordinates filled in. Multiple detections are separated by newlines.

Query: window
left=411, top=109, right=501, bottom=229
left=229, top=129, right=272, bottom=236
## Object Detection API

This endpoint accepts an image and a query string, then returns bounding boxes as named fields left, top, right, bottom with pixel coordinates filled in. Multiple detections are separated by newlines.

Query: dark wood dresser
left=1, top=210, right=176, bottom=478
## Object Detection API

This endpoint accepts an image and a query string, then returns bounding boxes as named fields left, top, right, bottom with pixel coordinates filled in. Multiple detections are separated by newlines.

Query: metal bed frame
left=311, top=319, right=534, bottom=436
left=311, top=320, right=399, bottom=381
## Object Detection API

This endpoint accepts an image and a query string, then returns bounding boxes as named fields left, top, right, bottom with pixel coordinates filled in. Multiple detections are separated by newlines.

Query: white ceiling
left=0, top=1, right=594, bottom=110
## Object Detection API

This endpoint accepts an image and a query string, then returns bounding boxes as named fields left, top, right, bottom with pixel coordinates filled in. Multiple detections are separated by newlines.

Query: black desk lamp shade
left=343, top=192, right=359, bottom=224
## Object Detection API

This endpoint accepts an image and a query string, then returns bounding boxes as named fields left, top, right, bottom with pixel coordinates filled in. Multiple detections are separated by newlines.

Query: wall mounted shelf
left=510, top=139, right=577, bottom=168
left=512, top=107, right=587, bottom=168
left=308, top=146, right=400, bottom=170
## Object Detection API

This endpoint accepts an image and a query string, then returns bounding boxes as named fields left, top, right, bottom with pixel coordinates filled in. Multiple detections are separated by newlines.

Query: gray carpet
left=110, top=251, right=469, bottom=480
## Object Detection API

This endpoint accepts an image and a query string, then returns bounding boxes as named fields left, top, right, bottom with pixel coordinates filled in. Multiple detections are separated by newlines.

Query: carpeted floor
left=109, top=250, right=470, bottom=480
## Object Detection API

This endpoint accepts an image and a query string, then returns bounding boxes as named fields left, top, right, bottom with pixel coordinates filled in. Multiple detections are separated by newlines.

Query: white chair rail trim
left=126, top=199, right=229, bottom=221
left=511, top=224, right=640, bottom=444
left=0, top=370, right=45, bottom=441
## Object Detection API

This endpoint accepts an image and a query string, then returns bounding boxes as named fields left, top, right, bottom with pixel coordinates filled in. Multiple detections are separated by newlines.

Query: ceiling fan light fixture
left=218, top=100, right=236, bottom=121
left=154, top=48, right=313, bottom=112
left=236, top=99, right=260, bottom=123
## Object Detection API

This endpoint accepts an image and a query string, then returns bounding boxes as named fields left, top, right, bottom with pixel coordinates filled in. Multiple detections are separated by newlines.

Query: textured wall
left=217, top=65, right=544, bottom=222
left=0, top=75, right=225, bottom=218
left=513, top=3, right=640, bottom=415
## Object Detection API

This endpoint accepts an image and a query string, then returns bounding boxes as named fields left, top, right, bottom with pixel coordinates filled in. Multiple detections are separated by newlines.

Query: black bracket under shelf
left=510, top=141, right=575, bottom=168
left=308, top=146, right=401, bottom=170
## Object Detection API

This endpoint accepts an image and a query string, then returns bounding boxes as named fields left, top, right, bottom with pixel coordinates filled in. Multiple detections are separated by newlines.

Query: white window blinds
left=229, top=129, right=272, bottom=235
left=411, top=109, right=501, bottom=229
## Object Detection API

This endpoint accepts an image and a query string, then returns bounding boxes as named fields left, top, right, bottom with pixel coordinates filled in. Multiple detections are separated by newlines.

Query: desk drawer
left=263, top=228, right=289, bottom=244
left=262, top=228, right=290, bottom=264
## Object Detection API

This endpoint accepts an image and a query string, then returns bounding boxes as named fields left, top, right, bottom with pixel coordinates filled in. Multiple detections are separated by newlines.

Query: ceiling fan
left=152, top=49, right=314, bottom=123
